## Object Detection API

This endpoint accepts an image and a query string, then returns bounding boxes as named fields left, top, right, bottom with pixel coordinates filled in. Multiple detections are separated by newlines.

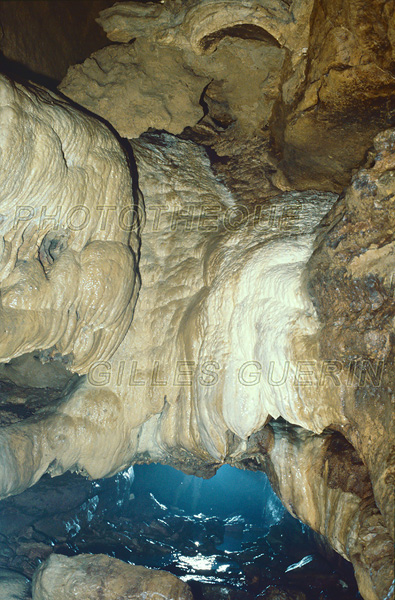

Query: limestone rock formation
left=59, top=34, right=286, bottom=146
left=281, top=0, right=395, bottom=191
left=0, top=122, right=393, bottom=598
left=306, top=129, right=395, bottom=541
left=96, top=0, right=310, bottom=52
left=60, top=0, right=395, bottom=201
left=59, top=0, right=311, bottom=202
left=32, top=553, right=193, bottom=600
left=0, top=2, right=394, bottom=599
left=0, top=130, right=338, bottom=489
left=0, top=73, right=141, bottom=376
left=242, top=422, right=394, bottom=600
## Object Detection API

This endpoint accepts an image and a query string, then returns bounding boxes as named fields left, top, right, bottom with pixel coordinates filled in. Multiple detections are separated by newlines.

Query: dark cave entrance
left=0, top=464, right=361, bottom=600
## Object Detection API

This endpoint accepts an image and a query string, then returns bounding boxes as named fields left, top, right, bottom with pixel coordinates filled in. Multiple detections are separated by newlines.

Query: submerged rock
left=257, top=586, right=306, bottom=600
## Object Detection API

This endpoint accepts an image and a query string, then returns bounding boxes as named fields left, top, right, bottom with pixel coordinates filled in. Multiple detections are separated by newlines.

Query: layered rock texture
left=0, top=1, right=394, bottom=600
left=60, top=0, right=395, bottom=200
left=0, top=74, right=141, bottom=375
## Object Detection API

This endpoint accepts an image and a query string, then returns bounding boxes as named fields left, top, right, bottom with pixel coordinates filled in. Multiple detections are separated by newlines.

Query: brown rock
left=279, top=0, right=395, bottom=191
left=307, top=128, right=395, bottom=539
left=257, top=586, right=306, bottom=600
left=0, top=0, right=113, bottom=83
left=257, top=422, right=394, bottom=600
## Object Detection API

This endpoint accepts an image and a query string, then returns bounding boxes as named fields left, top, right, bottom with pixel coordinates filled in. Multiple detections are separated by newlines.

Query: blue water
left=131, top=464, right=285, bottom=526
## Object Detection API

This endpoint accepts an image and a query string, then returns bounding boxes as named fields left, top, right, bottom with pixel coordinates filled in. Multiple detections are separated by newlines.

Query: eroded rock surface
left=0, top=74, right=141, bottom=375
left=248, top=423, right=394, bottom=600
left=59, top=0, right=395, bottom=202
left=32, top=553, right=193, bottom=600
left=0, top=117, right=393, bottom=599
left=1, top=124, right=391, bottom=600
left=0, top=2, right=394, bottom=597
left=59, top=0, right=308, bottom=203
left=280, top=0, right=395, bottom=191
left=0, top=131, right=339, bottom=490
left=307, top=129, right=395, bottom=540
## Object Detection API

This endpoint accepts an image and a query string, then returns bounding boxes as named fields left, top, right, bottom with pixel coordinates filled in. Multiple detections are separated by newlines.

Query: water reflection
left=132, top=464, right=284, bottom=526
left=0, top=465, right=361, bottom=599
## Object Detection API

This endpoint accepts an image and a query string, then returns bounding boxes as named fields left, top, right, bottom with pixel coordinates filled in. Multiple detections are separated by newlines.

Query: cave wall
left=0, top=2, right=393, bottom=600
left=0, top=0, right=113, bottom=84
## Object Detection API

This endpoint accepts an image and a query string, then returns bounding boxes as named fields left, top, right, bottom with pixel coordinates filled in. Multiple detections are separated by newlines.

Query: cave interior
left=0, top=1, right=393, bottom=600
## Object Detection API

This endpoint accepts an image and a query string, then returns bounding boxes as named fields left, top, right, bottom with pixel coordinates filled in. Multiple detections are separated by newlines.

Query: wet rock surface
left=0, top=467, right=360, bottom=600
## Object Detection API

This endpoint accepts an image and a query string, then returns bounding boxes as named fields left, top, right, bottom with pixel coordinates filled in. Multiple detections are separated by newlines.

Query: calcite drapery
left=0, top=109, right=393, bottom=597
left=0, top=74, right=141, bottom=374
left=0, top=126, right=338, bottom=493
left=0, top=0, right=394, bottom=597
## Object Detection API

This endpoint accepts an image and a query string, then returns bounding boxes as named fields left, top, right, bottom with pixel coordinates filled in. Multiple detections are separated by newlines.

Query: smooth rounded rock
left=32, top=553, right=193, bottom=600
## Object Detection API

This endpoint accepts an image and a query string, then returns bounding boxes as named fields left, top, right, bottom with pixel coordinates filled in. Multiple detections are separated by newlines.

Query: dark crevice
left=198, top=81, right=213, bottom=120
left=0, top=54, right=59, bottom=91
left=322, top=431, right=373, bottom=499
left=200, top=24, right=281, bottom=53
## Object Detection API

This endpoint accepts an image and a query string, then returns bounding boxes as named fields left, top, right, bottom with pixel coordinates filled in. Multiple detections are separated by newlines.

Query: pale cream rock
left=0, top=133, right=237, bottom=493
left=60, top=36, right=285, bottom=140
left=0, top=132, right=339, bottom=496
left=349, top=242, right=395, bottom=281
left=59, top=0, right=314, bottom=204
left=32, top=553, right=193, bottom=600
left=0, top=74, right=141, bottom=373
left=60, top=40, right=210, bottom=139
left=0, top=69, right=393, bottom=600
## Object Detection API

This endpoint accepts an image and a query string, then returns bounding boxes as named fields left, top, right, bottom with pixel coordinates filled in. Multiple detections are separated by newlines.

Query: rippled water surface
left=0, top=465, right=361, bottom=599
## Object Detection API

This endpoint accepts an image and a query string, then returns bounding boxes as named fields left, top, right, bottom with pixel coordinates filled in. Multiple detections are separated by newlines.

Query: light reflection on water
left=132, top=464, right=286, bottom=524
left=177, top=553, right=217, bottom=572
left=176, top=553, right=242, bottom=586
left=0, top=465, right=360, bottom=599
